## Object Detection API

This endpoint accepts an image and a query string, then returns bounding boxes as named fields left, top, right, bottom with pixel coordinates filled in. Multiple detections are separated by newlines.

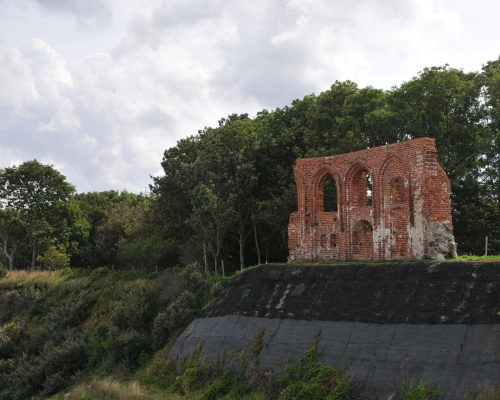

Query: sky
left=0, top=0, right=499, bottom=194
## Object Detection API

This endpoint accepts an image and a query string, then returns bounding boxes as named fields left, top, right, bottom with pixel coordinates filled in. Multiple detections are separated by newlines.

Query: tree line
left=1, top=59, right=500, bottom=273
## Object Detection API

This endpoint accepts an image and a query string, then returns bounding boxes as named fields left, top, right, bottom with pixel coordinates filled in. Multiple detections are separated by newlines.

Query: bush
left=89, top=326, right=150, bottom=373
left=21, top=287, right=48, bottom=317
left=120, top=329, right=149, bottom=368
left=278, top=338, right=353, bottom=400
left=109, top=282, right=158, bottom=332
left=38, top=333, right=88, bottom=397
left=154, top=270, right=182, bottom=305
left=0, top=291, right=20, bottom=323
left=90, top=266, right=110, bottom=282
left=141, top=353, right=177, bottom=389
left=202, top=370, right=233, bottom=400
left=0, top=264, right=7, bottom=279
left=3, top=332, right=88, bottom=400
left=181, top=262, right=208, bottom=296
left=400, top=378, right=439, bottom=400
left=171, top=344, right=211, bottom=395
left=46, top=291, right=91, bottom=334
left=151, top=312, right=169, bottom=351
left=165, top=290, right=200, bottom=331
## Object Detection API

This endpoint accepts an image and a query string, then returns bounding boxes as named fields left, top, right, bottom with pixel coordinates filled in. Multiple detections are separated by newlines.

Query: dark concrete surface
left=202, top=262, right=500, bottom=324
left=171, top=262, right=500, bottom=398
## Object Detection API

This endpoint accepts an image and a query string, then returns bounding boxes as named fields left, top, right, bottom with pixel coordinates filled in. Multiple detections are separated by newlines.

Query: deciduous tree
left=0, top=160, right=75, bottom=270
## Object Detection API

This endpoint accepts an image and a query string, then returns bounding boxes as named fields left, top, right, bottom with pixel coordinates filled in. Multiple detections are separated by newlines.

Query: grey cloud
left=139, top=106, right=174, bottom=129
left=152, top=0, right=221, bottom=27
left=31, top=0, right=112, bottom=28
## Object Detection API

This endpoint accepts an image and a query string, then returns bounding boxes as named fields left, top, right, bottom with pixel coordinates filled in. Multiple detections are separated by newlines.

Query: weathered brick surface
left=288, top=138, right=456, bottom=261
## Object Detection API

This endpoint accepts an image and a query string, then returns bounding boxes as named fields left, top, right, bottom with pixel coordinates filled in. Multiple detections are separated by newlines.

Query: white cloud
left=0, top=0, right=497, bottom=193
left=0, top=46, right=39, bottom=115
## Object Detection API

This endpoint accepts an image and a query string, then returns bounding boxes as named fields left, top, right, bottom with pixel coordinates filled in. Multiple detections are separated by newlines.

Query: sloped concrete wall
left=171, top=263, right=500, bottom=399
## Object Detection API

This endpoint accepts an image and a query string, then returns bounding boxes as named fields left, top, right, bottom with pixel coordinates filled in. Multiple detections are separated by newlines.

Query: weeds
left=400, top=378, right=439, bottom=400
left=277, top=337, right=353, bottom=400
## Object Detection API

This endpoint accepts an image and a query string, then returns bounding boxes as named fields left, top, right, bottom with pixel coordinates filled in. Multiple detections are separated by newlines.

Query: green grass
left=288, top=254, right=500, bottom=265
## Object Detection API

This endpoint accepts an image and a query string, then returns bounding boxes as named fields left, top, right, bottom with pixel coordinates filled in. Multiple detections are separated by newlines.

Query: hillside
left=2, top=262, right=500, bottom=399
left=0, top=265, right=228, bottom=400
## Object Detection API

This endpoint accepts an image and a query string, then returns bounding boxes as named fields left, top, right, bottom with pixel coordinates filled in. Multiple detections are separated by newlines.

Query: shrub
left=181, top=262, right=208, bottom=296
left=118, top=329, right=149, bottom=370
left=141, top=353, right=177, bottom=389
left=151, top=312, right=169, bottom=351
left=0, top=291, right=20, bottom=323
left=25, top=327, right=50, bottom=356
left=253, top=329, right=265, bottom=357
left=278, top=339, right=353, bottom=400
left=171, top=344, right=211, bottom=395
left=21, top=287, right=48, bottom=317
left=154, top=270, right=183, bottom=305
left=38, top=333, right=88, bottom=397
left=46, top=291, right=92, bottom=335
left=90, top=266, right=110, bottom=282
left=0, top=264, right=7, bottom=279
left=202, top=370, right=233, bottom=400
left=89, top=326, right=150, bottom=373
left=3, top=332, right=88, bottom=400
left=0, top=331, right=14, bottom=359
left=165, top=290, right=200, bottom=331
left=400, top=378, right=439, bottom=400
left=109, top=282, right=158, bottom=333
left=209, top=280, right=227, bottom=298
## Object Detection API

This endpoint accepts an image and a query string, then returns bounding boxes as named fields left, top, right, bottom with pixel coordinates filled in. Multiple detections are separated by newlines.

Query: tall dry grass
left=50, top=377, right=184, bottom=399
left=0, top=269, right=90, bottom=292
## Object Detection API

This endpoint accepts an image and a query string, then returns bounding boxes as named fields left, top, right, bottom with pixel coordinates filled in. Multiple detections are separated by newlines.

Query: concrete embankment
left=171, top=262, right=500, bottom=399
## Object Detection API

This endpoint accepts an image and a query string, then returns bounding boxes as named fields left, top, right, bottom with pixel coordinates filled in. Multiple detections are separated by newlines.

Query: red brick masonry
left=288, top=138, right=456, bottom=261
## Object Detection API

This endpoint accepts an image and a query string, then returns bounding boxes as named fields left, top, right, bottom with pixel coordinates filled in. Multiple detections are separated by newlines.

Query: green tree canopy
left=0, top=160, right=75, bottom=270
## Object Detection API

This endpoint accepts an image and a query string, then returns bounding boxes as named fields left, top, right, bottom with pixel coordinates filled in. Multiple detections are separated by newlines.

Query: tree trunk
left=31, top=243, right=37, bottom=272
left=239, top=228, right=245, bottom=270
left=203, top=241, right=208, bottom=274
left=2, top=238, right=15, bottom=271
left=214, top=226, right=220, bottom=275
left=254, top=223, right=261, bottom=265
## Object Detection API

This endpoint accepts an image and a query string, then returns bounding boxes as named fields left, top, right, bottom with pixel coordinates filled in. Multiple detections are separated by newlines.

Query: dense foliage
left=0, top=264, right=227, bottom=399
left=152, top=59, right=500, bottom=270
left=1, top=58, right=500, bottom=273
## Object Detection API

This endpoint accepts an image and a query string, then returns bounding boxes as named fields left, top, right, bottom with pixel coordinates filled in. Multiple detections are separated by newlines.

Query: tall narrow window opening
left=323, top=175, right=337, bottom=212
left=366, top=171, right=372, bottom=206
left=355, top=169, right=372, bottom=207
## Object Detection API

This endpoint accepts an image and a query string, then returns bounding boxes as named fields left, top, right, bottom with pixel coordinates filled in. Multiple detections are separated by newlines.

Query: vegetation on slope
left=0, top=264, right=228, bottom=399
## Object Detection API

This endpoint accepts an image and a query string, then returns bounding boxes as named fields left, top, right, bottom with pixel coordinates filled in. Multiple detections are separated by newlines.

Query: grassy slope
left=0, top=266, right=230, bottom=399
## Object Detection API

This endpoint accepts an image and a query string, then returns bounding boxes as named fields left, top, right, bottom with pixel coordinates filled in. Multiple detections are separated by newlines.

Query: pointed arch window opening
left=323, top=175, right=338, bottom=212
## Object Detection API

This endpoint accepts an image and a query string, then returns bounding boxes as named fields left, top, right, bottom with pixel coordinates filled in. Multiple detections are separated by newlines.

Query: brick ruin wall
left=288, top=138, right=457, bottom=261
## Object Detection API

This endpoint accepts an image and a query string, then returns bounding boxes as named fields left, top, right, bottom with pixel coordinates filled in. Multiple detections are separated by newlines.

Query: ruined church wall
left=288, top=138, right=455, bottom=261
